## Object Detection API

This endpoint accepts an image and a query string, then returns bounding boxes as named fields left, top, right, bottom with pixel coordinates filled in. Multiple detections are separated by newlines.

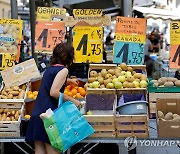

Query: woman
left=25, top=43, right=81, bottom=154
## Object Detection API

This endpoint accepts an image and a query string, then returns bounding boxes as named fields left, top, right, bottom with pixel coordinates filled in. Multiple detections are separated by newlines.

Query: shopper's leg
left=34, top=141, right=46, bottom=154
left=45, top=142, right=60, bottom=154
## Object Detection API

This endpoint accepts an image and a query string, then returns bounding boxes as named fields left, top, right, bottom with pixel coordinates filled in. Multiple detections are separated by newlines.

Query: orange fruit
left=76, top=93, right=83, bottom=99
left=64, top=90, right=68, bottom=94
left=28, top=93, right=34, bottom=99
left=67, top=91, right=73, bottom=97
left=33, top=95, right=37, bottom=100
left=66, top=85, right=72, bottom=90
left=32, top=91, right=38, bottom=96
left=71, top=88, right=77, bottom=95
left=79, top=89, right=86, bottom=97
left=77, top=87, right=84, bottom=93
left=27, top=91, right=32, bottom=95
left=71, top=84, right=77, bottom=89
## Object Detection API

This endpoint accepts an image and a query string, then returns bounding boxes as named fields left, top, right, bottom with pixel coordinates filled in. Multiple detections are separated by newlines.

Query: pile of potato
left=158, top=111, right=180, bottom=122
left=0, top=84, right=26, bottom=99
left=151, top=77, right=180, bottom=87
left=0, top=109, right=21, bottom=121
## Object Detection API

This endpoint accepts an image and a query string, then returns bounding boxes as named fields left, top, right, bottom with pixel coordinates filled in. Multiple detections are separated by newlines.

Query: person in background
left=149, top=30, right=160, bottom=53
left=25, top=43, right=81, bottom=154
left=105, top=30, right=113, bottom=45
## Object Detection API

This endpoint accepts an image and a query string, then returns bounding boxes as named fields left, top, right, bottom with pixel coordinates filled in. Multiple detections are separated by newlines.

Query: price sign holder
left=0, top=53, right=15, bottom=70
left=35, top=21, right=65, bottom=53
left=113, top=41, right=144, bottom=65
left=73, top=26, right=103, bottom=63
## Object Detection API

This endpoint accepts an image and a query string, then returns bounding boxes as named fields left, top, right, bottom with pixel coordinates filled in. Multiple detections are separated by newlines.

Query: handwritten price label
left=170, top=21, right=180, bottom=45
left=170, top=45, right=180, bottom=68
left=113, top=41, right=144, bottom=65
left=73, top=26, right=103, bottom=63
left=0, top=53, right=15, bottom=70
left=35, top=21, right=65, bottom=53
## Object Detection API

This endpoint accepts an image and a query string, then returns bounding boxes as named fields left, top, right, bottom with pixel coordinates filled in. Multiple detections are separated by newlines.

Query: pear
left=127, top=66, right=133, bottom=72
left=97, top=77, right=104, bottom=84
left=88, top=77, right=97, bottom=83
left=100, top=84, right=106, bottom=88
left=127, top=76, right=135, bottom=82
left=105, top=73, right=112, bottom=79
left=90, top=70, right=98, bottom=77
left=108, top=69, right=115, bottom=75
left=120, top=63, right=127, bottom=71
left=101, top=69, right=107, bottom=78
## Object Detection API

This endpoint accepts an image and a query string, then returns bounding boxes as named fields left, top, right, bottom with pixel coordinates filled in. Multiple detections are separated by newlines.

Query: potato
left=164, top=112, right=173, bottom=120
left=173, top=114, right=179, bottom=119
left=13, top=96, right=18, bottom=99
left=8, top=91, right=19, bottom=96
left=15, top=114, right=19, bottom=121
left=18, top=91, right=25, bottom=99
left=1, top=90, right=8, bottom=96
left=11, top=110, right=15, bottom=116
left=4, top=109, right=9, bottom=113
left=13, top=86, right=19, bottom=91
left=158, top=111, right=164, bottom=118
left=7, top=94, right=13, bottom=99
left=1, top=95, right=7, bottom=99
left=5, top=117, right=11, bottom=121
left=172, top=117, right=180, bottom=122
left=0, top=109, right=4, bottom=114
left=6, top=112, right=11, bottom=117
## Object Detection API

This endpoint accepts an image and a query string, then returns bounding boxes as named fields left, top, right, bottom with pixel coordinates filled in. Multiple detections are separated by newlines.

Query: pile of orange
left=64, top=84, right=86, bottom=99
left=27, top=91, right=38, bottom=100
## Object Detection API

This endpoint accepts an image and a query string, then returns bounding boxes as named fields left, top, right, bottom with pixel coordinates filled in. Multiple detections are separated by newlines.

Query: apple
left=140, top=80, right=148, bottom=88
left=114, top=81, right=123, bottom=89
left=133, top=81, right=140, bottom=88
left=118, top=76, right=126, bottom=83
left=92, top=81, right=100, bottom=88
left=106, top=83, right=115, bottom=89
left=88, top=83, right=93, bottom=88
left=120, top=71, right=127, bottom=77
left=126, top=71, right=132, bottom=77
left=112, top=78, right=119, bottom=84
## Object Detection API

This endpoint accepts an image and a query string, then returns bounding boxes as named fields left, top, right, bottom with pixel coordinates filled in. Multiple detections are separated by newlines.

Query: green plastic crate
left=148, top=81, right=180, bottom=93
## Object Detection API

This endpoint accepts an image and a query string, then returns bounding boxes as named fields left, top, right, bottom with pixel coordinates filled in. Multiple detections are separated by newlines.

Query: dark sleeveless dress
left=25, top=65, right=66, bottom=143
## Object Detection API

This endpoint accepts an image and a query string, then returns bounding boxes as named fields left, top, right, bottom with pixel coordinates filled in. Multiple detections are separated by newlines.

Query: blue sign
left=113, top=41, right=144, bottom=65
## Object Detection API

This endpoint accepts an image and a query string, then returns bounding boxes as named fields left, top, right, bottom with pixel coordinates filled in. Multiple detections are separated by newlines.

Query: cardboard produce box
left=156, top=99, right=180, bottom=138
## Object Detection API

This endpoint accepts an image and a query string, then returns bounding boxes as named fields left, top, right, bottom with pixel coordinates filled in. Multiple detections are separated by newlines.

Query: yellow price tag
left=73, top=26, right=103, bottom=63
left=0, top=53, right=15, bottom=70
left=170, top=21, right=180, bottom=44
left=36, top=7, right=66, bottom=21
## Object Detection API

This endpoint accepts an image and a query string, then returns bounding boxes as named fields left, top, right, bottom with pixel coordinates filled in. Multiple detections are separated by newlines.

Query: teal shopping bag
left=42, top=93, right=95, bottom=152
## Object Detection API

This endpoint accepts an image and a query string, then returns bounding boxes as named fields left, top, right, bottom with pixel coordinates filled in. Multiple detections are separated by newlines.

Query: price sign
left=170, top=45, right=180, bottom=68
left=73, top=9, right=102, bottom=17
left=0, top=19, right=23, bottom=61
left=170, top=21, right=180, bottom=45
left=36, top=7, right=66, bottom=21
left=0, top=53, right=15, bottom=70
left=73, top=26, right=103, bottom=63
left=113, top=41, right=144, bottom=65
left=35, top=21, right=65, bottom=53
left=115, top=16, right=146, bottom=35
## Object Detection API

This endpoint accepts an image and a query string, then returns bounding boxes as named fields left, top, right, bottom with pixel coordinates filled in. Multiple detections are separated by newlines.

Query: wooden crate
left=115, top=115, right=149, bottom=138
left=84, top=115, right=116, bottom=138
left=0, top=83, right=29, bottom=103
left=0, top=102, right=24, bottom=137
left=149, top=93, right=180, bottom=118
